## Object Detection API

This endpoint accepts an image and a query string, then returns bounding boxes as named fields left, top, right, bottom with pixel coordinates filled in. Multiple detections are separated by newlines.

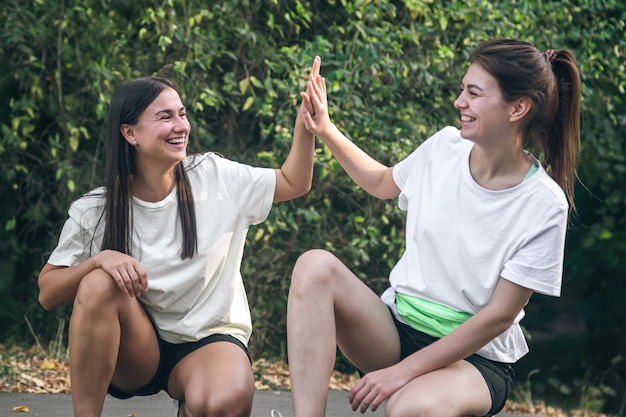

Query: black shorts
left=108, top=332, right=250, bottom=399
left=391, top=312, right=515, bottom=416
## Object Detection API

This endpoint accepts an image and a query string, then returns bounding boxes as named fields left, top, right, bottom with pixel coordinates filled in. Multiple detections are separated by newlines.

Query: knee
left=291, top=249, right=341, bottom=291
left=386, top=394, right=441, bottom=417
left=184, top=385, right=254, bottom=417
left=74, top=269, right=121, bottom=311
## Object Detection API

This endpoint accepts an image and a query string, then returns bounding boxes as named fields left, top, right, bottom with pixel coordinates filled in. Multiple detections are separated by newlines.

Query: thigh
left=300, top=250, right=402, bottom=372
left=111, top=298, right=161, bottom=392
left=167, top=340, right=255, bottom=410
left=386, top=360, right=492, bottom=417
left=77, top=270, right=160, bottom=393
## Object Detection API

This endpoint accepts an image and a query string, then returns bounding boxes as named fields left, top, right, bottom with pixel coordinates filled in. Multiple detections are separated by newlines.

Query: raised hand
left=300, top=55, right=321, bottom=116
left=299, top=57, right=332, bottom=137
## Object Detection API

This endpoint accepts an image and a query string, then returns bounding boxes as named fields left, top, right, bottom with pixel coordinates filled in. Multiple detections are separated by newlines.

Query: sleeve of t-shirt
left=210, top=154, right=276, bottom=225
left=393, top=128, right=455, bottom=210
left=500, top=204, right=567, bottom=297
left=47, top=196, right=104, bottom=267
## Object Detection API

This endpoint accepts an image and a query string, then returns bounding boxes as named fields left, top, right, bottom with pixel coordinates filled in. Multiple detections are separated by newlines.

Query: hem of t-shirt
left=45, top=255, right=79, bottom=267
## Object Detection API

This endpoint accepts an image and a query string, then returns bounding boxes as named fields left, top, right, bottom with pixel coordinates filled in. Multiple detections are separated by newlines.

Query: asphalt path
left=0, top=390, right=527, bottom=417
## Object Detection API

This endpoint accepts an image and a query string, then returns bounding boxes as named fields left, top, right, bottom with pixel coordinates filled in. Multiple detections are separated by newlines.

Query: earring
left=133, top=141, right=137, bottom=146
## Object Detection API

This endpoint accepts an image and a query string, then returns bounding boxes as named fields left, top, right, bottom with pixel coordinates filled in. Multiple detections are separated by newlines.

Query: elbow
left=495, top=319, right=514, bottom=336
left=297, top=182, right=312, bottom=198
left=38, top=293, right=56, bottom=311
left=38, top=276, right=55, bottom=311
left=38, top=283, right=64, bottom=311
left=491, top=313, right=518, bottom=337
left=288, top=181, right=312, bottom=200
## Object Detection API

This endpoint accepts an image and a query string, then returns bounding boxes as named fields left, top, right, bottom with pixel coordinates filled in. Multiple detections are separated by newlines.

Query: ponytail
left=543, top=50, right=581, bottom=211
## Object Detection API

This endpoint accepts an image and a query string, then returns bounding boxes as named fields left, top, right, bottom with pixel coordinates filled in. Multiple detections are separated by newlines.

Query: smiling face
left=453, top=63, right=517, bottom=146
left=121, top=86, right=190, bottom=172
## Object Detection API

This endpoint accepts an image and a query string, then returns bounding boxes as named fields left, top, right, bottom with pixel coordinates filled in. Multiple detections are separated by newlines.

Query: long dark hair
left=101, top=77, right=197, bottom=259
left=469, top=39, right=581, bottom=210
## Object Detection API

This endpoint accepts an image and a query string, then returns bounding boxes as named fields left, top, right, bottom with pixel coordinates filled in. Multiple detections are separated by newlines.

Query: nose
left=173, top=115, right=190, bottom=133
left=453, top=92, right=466, bottom=109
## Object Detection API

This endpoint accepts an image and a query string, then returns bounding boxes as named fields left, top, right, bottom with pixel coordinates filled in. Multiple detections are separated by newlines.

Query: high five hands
left=300, top=56, right=332, bottom=138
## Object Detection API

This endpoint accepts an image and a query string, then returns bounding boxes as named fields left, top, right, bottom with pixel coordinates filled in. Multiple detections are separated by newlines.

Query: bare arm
left=401, top=278, right=533, bottom=373
left=300, top=73, right=400, bottom=200
left=350, top=277, right=533, bottom=411
left=38, top=250, right=148, bottom=310
left=273, top=56, right=321, bottom=203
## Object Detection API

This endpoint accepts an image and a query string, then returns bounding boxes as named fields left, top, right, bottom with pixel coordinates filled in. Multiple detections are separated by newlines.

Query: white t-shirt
left=47, top=153, right=276, bottom=345
left=381, top=126, right=568, bottom=363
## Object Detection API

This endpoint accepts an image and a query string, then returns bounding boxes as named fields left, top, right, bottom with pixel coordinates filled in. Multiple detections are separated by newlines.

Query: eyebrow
left=154, top=106, right=186, bottom=116
left=462, top=82, right=485, bottom=93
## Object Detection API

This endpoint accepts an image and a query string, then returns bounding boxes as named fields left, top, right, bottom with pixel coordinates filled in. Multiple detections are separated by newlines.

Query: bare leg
left=69, top=269, right=159, bottom=417
left=168, top=341, right=256, bottom=417
left=385, top=360, right=491, bottom=417
left=287, top=249, right=401, bottom=417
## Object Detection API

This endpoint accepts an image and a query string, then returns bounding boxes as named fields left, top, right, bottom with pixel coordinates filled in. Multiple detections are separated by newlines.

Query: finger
left=117, top=265, right=139, bottom=297
left=311, top=76, right=326, bottom=104
left=308, top=83, right=324, bottom=112
left=314, top=76, right=328, bottom=108
left=361, top=390, right=378, bottom=413
left=135, top=264, right=149, bottom=291
left=300, top=90, right=313, bottom=114
left=350, top=386, right=368, bottom=412
left=298, top=102, right=314, bottom=130
left=112, top=270, right=132, bottom=296
left=128, top=269, right=144, bottom=297
left=370, top=397, right=381, bottom=413
left=310, top=55, right=321, bottom=78
left=121, top=269, right=138, bottom=297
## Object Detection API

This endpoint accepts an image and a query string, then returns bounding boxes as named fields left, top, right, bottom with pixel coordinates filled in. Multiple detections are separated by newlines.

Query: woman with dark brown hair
left=284, top=39, right=580, bottom=417
left=38, top=57, right=321, bottom=417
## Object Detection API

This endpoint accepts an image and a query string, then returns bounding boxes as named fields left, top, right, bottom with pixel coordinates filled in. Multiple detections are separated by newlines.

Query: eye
left=160, top=115, right=171, bottom=120
left=179, top=112, right=187, bottom=118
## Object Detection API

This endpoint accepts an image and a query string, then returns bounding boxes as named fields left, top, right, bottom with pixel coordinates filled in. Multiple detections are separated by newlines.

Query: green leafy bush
left=1, top=0, right=624, bottom=412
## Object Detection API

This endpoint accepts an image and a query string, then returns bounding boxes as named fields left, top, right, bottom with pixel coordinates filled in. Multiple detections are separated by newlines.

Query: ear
left=509, top=97, right=532, bottom=122
left=120, top=124, right=137, bottom=146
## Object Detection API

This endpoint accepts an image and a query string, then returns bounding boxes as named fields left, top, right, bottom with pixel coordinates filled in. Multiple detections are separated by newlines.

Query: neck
left=469, top=144, right=531, bottom=191
left=132, top=167, right=177, bottom=202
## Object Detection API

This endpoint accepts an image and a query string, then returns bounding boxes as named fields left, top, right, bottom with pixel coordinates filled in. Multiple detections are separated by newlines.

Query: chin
left=459, top=129, right=475, bottom=142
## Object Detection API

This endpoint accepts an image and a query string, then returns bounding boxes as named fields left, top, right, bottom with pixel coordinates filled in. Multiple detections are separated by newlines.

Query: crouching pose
left=287, top=39, right=580, bottom=417
left=38, top=57, right=321, bottom=417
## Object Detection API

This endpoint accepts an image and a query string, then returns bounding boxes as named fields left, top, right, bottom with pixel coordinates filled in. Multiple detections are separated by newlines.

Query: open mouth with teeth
left=461, top=116, right=475, bottom=122
left=166, top=137, right=186, bottom=145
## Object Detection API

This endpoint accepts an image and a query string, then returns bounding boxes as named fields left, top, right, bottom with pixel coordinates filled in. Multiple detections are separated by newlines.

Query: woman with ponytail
left=283, top=40, right=581, bottom=417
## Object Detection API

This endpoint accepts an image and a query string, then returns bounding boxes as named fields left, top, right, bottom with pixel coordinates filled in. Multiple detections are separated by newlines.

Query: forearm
left=401, top=307, right=514, bottom=378
left=274, top=112, right=316, bottom=202
left=38, top=254, right=102, bottom=310
left=318, top=123, right=397, bottom=200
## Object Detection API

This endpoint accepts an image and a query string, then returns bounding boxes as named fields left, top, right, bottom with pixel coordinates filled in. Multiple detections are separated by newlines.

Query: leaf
left=238, top=77, right=250, bottom=94
left=40, top=360, right=57, bottom=370
left=11, top=405, right=29, bottom=412
left=242, top=96, right=254, bottom=111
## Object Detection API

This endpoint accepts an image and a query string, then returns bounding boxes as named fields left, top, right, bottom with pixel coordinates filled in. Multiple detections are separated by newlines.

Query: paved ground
left=0, top=390, right=525, bottom=417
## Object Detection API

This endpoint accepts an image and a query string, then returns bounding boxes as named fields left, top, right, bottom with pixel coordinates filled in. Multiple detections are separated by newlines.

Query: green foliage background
left=1, top=0, right=624, bottom=413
